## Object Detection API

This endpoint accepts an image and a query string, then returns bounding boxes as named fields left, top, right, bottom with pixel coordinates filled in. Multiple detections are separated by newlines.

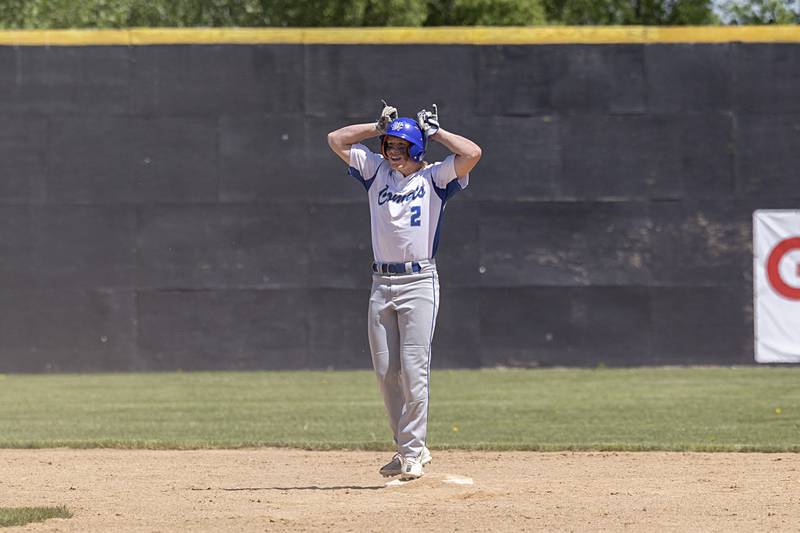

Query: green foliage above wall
left=0, top=0, right=796, bottom=29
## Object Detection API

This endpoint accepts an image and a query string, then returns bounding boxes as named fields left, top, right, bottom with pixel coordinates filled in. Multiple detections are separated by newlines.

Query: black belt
left=372, top=261, right=422, bottom=275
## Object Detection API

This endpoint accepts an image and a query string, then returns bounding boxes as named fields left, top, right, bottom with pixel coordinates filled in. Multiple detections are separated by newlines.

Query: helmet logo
left=390, top=121, right=405, bottom=131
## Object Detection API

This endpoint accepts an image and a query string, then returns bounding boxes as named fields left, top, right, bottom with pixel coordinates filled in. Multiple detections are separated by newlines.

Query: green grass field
left=0, top=367, right=798, bottom=452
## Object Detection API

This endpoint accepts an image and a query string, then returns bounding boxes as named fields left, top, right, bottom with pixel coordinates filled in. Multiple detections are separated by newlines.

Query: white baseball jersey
left=348, top=143, right=469, bottom=264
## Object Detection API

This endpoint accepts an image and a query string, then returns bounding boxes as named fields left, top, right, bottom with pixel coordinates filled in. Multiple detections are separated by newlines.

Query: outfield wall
left=1, top=27, right=799, bottom=372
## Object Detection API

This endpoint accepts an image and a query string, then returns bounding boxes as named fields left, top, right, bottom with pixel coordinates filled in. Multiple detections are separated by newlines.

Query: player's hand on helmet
left=376, top=99, right=398, bottom=134
left=417, top=104, right=439, bottom=138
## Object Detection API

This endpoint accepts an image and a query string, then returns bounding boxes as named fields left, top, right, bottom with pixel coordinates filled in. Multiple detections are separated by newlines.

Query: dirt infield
left=1, top=449, right=798, bottom=532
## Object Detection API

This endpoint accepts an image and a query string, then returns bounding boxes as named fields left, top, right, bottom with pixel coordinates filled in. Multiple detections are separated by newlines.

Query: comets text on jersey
left=377, top=184, right=426, bottom=206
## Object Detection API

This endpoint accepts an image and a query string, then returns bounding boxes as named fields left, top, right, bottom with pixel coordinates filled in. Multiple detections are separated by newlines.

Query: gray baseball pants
left=367, top=261, right=439, bottom=460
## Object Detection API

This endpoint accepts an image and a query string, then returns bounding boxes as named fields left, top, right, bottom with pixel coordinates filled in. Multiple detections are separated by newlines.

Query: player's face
left=384, top=137, right=414, bottom=172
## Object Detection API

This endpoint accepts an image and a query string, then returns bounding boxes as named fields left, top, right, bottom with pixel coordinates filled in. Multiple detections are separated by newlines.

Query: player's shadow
left=219, top=485, right=384, bottom=491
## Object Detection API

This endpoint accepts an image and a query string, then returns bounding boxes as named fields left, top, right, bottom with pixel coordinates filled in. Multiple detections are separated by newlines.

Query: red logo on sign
left=766, top=237, right=800, bottom=300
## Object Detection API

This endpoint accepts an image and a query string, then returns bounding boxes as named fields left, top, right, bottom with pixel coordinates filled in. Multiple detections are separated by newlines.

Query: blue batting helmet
left=381, top=117, right=426, bottom=162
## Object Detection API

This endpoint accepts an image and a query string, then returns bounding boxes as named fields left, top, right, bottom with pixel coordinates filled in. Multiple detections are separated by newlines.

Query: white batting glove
left=376, top=99, right=398, bottom=134
left=417, top=104, right=439, bottom=138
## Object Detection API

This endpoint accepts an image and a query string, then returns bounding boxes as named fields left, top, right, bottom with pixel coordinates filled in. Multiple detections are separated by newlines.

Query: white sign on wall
left=754, top=210, right=800, bottom=363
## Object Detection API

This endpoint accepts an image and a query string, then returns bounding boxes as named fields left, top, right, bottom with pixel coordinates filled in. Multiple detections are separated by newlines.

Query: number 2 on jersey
left=410, top=206, right=421, bottom=227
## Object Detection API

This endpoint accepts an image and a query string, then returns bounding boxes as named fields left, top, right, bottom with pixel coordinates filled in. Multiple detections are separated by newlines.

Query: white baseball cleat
left=400, top=457, right=424, bottom=480
left=419, top=446, right=432, bottom=467
left=379, top=447, right=432, bottom=478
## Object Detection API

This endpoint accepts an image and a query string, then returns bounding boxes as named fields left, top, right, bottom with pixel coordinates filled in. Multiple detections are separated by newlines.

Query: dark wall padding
left=1, top=43, right=799, bottom=371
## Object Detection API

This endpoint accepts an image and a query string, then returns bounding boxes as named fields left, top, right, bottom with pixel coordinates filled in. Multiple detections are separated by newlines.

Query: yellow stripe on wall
left=0, top=26, right=799, bottom=46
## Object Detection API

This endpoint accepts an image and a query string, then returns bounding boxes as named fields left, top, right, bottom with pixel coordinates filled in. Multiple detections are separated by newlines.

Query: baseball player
left=327, top=101, right=482, bottom=480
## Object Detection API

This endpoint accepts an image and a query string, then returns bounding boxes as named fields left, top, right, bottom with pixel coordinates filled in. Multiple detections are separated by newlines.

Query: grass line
left=0, top=506, right=71, bottom=527
left=0, top=368, right=798, bottom=452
